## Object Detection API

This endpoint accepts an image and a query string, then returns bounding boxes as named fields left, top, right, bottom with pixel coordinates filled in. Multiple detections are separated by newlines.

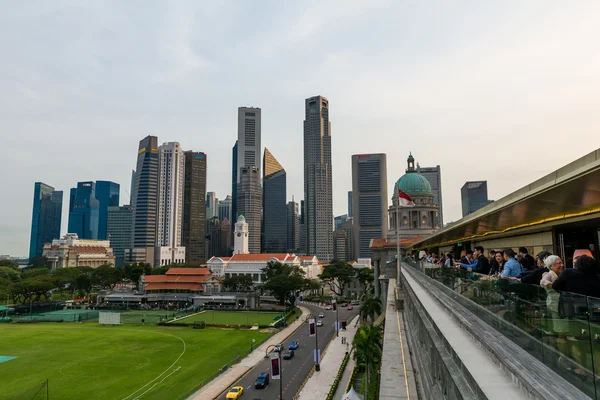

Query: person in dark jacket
left=519, top=247, right=536, bottom=271
left=456, top=246, right=491, bottom=275
left=520, top=250, right=552, bottom=285
left=460, top=250, right=474, bottom=265
left=552, top=255, right=600, bottom=298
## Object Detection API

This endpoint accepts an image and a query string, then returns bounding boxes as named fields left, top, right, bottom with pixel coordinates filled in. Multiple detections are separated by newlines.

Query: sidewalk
left=296, top=315, right=360, bottom=400
left=333, top=352, right=356, bottom=399
left=188, top=306, right=310, bottom=400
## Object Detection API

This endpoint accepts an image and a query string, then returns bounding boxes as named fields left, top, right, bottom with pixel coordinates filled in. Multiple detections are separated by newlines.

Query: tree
left=222, top=275, right=254, bottom=292
left=359, top=295, right=382, bottom=324
left=261, top=262, right=306, bottom=306
left=23, top=268, right=50, bottom=279
left=356, top=268, right=375, bottom=295
left=0, top=267, right=21, bottom=283
left=91, top=265, right=119, bottom=289
left=353, top=325, right=383, bottom=400
left=74, top=274, right=92, bottom=297
left=304, top=279, right=322, bottom=295
left=318, top=262, right=356, bottom=296
left=28, top=256, right=50, bottom=269
left=0, top=260, right=19, bottom=270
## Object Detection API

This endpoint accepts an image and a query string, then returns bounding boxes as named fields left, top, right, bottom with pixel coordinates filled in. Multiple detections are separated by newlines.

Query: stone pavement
left=187, top=306, right=310, bottom=400
left=296, top=315, right=360, bottom=400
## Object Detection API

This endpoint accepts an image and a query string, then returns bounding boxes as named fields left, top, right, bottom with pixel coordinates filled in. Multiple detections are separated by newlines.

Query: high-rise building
left=232, top=141, right=238, bottom=221
left=348, top=191, right=353, bottom=218
left=417, top=165, right=443, bottom=227
left=107, top=205, right=133, bottom=267
left=206, top=217, right=221, bottom=259
left=68, top=181, right=100, bottom=240
left=130, top=170, right=136, bottom=205
left=29, top=182, right=63, bottom=259
left=157, top=142, right=185, bottom=249
left=237, top=166, right=262, bottom=253
left=333, top=219, right=353, bottom=262
left=461, top=181, right=492, bottom=217
left=183, top=151, right=207, bottom=264
left=237, top=107, right=261, bottom=176
left=219, top=218, right=232, bottom=256
left=206, top=192, right=218, bottom=220
left=95, top=181, right=120, bottom=240
left=334, top=214, right=348, bottom=231
left=303, top=95, right=333, bottom=261
left=219, top=195, right=232, bottom=222
left=132, top=135, right=159, bottom=249
left=286, top=201, right=299, bottom=253
left=352, top=154, right=388, bottom=259
left=262, top=148, right=287, bottom=253
left=299, top=200, right=306, bottom=255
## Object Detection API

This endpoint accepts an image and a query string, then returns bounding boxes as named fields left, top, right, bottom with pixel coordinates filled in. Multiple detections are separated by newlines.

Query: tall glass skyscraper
left=107, top=205, right=132, bottom=267
left=68, top=181, right=100, bottom=240
left=262, top=148, right=287, bottom=253
left=183, top=151, right=207, bottom=264
left=132, top=135, right=160, bottom=248
left=461, top=181, right=492, bottom=217
left=95, top=181, right=120, bottom=240
left=29, top=182, right=63, bottom=259
left=232, top=141, right=238, bottom=221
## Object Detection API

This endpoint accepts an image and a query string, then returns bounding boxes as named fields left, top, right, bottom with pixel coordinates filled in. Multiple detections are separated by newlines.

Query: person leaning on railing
left=455, top=246, right=491, bottom=275
left=552, top=255, right=600, bottom=298
left=520, top=251, right=552, bottom=285
left=500, top=248, right=522, bottom=280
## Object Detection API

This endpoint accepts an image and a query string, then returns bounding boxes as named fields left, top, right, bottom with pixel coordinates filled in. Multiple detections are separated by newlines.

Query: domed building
left=387, top=153, right=440, bottom=240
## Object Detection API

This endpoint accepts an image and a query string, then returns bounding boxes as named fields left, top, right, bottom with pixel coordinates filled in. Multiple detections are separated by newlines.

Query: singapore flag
left=397, top=189, right=415, bottom=207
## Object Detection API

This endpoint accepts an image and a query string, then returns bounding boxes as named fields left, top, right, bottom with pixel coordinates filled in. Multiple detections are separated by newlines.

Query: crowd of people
left=421, top=246, right=600, bottom=298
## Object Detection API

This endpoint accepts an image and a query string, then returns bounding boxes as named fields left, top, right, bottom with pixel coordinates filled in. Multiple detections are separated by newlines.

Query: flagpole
left=396, top=189, right=401, bottom=287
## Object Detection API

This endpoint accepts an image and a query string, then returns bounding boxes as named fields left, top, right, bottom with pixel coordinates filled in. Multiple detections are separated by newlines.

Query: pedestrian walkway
left=296, top=315, right=360, bottom=400
left=333, top=352, right=356, bottom=399
left=187, top=306, right=310, bottom=400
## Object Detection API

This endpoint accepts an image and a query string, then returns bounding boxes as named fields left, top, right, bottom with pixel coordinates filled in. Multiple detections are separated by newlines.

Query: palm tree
left=352, top=325, right=382, bottom=400
left=360, top=294, right=382, bottom=324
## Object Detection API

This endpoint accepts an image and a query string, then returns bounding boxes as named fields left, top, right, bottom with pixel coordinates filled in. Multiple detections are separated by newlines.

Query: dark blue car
left=255, top=372, right=269, bottom=388
left=288, top=341, right=298, bottom=350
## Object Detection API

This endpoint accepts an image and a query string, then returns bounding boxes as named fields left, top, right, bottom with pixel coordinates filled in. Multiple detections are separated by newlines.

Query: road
left=217, top=303, right=359, bottom=400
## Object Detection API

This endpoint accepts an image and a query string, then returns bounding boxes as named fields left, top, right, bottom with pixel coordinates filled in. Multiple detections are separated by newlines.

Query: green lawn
left=0, top=323, right=270, bottom=400
left=175, top=310, right=282, bottom=326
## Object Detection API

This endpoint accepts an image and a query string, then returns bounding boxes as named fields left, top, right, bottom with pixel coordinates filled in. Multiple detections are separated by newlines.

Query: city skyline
left=3, top=2, right=600, bottom=255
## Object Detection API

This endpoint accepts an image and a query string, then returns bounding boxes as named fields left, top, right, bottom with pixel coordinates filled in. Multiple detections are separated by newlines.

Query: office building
left=461, top=181, right=492, bottom=217
left=299, top=200, right=306, bottom=255
left=219, top=218, right=232, bottom=256
left=262, top=148, right=287, bottom=253
left=131, top=135, right=160, bottom=249
left=237, top=107, right=261, bottom=176
left=286, top=201, right=299, bottom=253
left=417, top=165, right=443, bottom=227
left=232, top=141, right=238, bottom=221
left=219, top=195, right=232, bottom=222
left=334, top=214, right=348, bottom=231
left=107, top=205, right=133, bottom=267
left=206, top=192, right=218, bottom=220
left=237, top=166, right=262, bottom=253
left=348, top=191, right=353, bottom=218
left=183, top=151, right=207, bottom=264
left=303, top=95, right=333, bottom=261
left=206, top=217, right=221, bottom=259
left=29, top=182, right=63, bottom=259
left=352, top=153, right=388, bottom=259
left=68, top=181, right=100, bottom=240
left=95, top=181, right=120, bottom=240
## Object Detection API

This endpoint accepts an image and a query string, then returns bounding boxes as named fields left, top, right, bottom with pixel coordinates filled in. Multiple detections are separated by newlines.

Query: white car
left=316, top=320, right=323, bottom=327
left=325, top=305, right=332, bottom=310
left=318, top=312, right=324, bottom=318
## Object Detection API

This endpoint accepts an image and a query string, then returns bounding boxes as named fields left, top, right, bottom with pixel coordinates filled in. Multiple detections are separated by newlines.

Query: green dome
left=237, top=215, right=246, bottom=222
left=396, top=172, right=432, bottom=196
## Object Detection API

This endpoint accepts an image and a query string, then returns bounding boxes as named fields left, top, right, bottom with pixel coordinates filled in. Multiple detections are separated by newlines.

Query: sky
left=1, top=1, right=600, bottom=256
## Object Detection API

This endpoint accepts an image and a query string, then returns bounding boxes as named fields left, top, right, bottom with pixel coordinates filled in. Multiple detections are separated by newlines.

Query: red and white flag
left=398, top=189, right=415, bottom=207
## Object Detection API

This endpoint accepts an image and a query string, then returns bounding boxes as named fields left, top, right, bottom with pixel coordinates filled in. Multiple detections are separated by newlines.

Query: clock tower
left=234, top=215, right=250, bottom=254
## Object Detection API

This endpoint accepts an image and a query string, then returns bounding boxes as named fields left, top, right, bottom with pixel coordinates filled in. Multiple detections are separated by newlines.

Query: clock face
left=237, top=232, right=241, bottom=237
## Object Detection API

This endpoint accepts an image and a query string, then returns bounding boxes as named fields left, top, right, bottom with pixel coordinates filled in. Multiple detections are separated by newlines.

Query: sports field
left=0, top=323, right=270, bottom=399
left=175, top=310, right=282, bottom=326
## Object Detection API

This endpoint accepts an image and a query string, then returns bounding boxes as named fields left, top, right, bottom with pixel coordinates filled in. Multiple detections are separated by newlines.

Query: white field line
left=168, top=310, right=206, bottom=323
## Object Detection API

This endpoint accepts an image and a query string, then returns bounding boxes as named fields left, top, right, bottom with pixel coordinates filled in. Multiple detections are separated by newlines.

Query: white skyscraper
left=157, top=142, right=185, bottom=248
left=237, top=107, right=261, bottom=177
left=303, top=95, right=333, bottom=261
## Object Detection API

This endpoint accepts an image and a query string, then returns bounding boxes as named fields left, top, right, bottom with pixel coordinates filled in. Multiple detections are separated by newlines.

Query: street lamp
left=265, top=344, right=283, bottom=400
left=251, top=338, right=256, bottom=352
left=304, top=314, right=321, bottom=371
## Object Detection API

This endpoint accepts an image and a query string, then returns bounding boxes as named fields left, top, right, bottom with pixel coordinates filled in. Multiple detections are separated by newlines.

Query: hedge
left=325, top=352, right=350, bottom=400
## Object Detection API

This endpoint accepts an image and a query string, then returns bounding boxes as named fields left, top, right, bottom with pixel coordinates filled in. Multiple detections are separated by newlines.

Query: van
left=351, top=300, right=359, bottom=305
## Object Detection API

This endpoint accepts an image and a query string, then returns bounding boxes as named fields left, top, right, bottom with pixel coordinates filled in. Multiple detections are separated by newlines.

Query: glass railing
left=403, top=258, right=600, bottom=399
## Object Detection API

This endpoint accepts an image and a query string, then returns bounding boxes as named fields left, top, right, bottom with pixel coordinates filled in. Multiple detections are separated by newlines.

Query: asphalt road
left=217, top=303, right=359, bottom=400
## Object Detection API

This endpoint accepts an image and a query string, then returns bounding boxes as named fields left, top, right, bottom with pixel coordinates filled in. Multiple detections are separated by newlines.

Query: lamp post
left=282, top=290, right=296, bottom=327
left=251, top=338, right=256, bottom=352
left=304, top=314, right=320, bottom=371
left=333, top=297, right=339, bottom=337
left=265, top=344, right=283, bottom=400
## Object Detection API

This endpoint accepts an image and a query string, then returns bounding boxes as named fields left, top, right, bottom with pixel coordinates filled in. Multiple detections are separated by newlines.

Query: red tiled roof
left=300, top=256, right=316, bottom=261
left=145, top=283, right=203, bottom=291
left=144, top=275, right=204, bottom=283
left=229, top=253, right=290, bottom=262
left=70, top=246, right=111, bottom=254
left=165, top=268, right=210, bottom=275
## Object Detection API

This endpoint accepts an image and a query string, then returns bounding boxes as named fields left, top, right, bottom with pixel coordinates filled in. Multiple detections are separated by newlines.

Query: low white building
left=43, top=233, right=115, bottom=269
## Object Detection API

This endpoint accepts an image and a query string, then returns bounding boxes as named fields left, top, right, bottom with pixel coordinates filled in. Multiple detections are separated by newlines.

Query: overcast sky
left=2, top=1, right=600, bottom=256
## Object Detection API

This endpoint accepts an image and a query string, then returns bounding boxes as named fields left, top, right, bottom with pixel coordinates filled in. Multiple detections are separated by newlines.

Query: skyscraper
left=286, top=201, right=299, bottom=253
left=206, top=192, right=218, bottom=220
left=29, top=182, right=63, bottom=259
left=262, top=148, right=287, bottom=253
left=238, top=166, right=262, bottom=253
left=348, top=191, right=353, bottom=218
left=299, top=200, right=306, bottom=255
left=183, top=151, right=207, bottom=264
left=461, top=181, right=492, bottom=217
left=107, top=205, right=133, bottom=267
left=95, top=181, right=120, bottom=240
left=206, top=217, right=221, bottom=259
left=237, top=107, right=261, bottom=176
left=157, top=142, right=185, bottom=248
left=68, top=181, right=100, bottom=240
left=132, top=135, right=159, bottom=249
left=303, top=95, right=333, bottom=261
left=334, top=214, right=348, bottom=231
left=232, top=141, right=238, bottom=221
left=219, top=195, right=232, bottom=221
left=417, top=165, right=443, bottom=227
left=219, top=218, right=232, bottom=256
left=352, top=154, right=388, bottom=259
